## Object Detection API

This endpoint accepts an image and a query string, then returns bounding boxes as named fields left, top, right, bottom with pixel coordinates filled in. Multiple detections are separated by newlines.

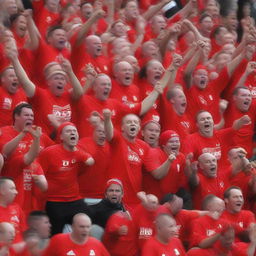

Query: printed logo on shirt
left=181, top=121, right=190, bottom=129
left=46, top=16, right=52, bottom=24
left=23, top=169, right=32, bottom=191
left=199, top=95, right=207, bottom=105
left=174, top=248, right=180, bottom=255
left=66, top=250, right=76, bottom=255
left=177, top=164, right=180, bottom=173
left=239, top=222, right=244, bottom=228
left=89, top=250, right=96, bottom=256
left=103, top=65, right=108, bottom=71
left=202, top=147, right=221, bottom=160
left=206, top=229, right=216, bottom=236
left=52, top=104, right=71, bottom=122
left=133, top=96, right=138, bottom=102
left=2, top=97, right=12, bottom=109
left=62, top=160, right=70, bottom=167
left=10, top=215, right=20, bottom=223
left=139, top=227, right=153, bottom=238
left=127, top=146, right=141, bottom=164
left=248, top=85, right=256, bottom=98
left=209, top=95, right=213, bottom=101
left=219, top=181, right=224, bottom=188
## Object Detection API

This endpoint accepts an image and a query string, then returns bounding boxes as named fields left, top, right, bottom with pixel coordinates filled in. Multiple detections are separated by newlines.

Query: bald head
left=0, top=222, right=15, bottom=244
left=113, top=61, right=134, bottom=86
left=85, top=35, right=102, bottom=57
left=198, top=153, right=217, bottom=178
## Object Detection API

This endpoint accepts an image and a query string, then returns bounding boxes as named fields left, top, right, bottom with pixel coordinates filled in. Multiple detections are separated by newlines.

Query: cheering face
left=193, top=69, right=209, bottom=90
left=61, top=125, right=79, bottom=148
left=170, top=88, right=187, bottom=115
left=125, top=1, right=139, bottom=20
left=199, top=153, right=218, bottom=178
left=114, top=62, right=134, bottom=86
left=47, top=73, right=67, bottom=96
left=93, top=124, right=106, bottom=146
left=48, top=29, right=67, bottom=50
left=81, top=3, right=93, bottom=19
left=86, top=36, right=102, bottom=57
left=146, top=61, right=164, bottom=86
left=93, top=75, right=112, bottom=101
left=122, top=114, right=141, bottom=139
left=105, top=184, right=123, bottom=204
left=225, top=188, right=244, bottom=213
left=0, top=180, right=18, bottom=205
left=1, top=68, right=19, bottom=94
left=151, top=15, right=167, bottom=35
left=15, top=107, right=34, bottom=130
left=13, top=15, right=27, bottom=37
left=163, top=136, right=180, bottom=156
left=234, top=88, right=252, bottom=112
left=142, top=122, right=160, bottom=147
left=196, top=111, right=214, bottom=137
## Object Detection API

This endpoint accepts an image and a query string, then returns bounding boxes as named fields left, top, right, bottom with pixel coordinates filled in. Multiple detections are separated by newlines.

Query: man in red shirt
left=8, top=47, right=83, bottom=136
left=224, top=86, right=256, bottom=158
left=0, top=66, right=27, bottom=127
left=38, top=122, right=94, bottom=235
left=183, top=110, right=251, bottom=168
left=0, top=222, right=16, bottom=256
left=141, top=214, right=186, bottom=256
left=0, top=177, right=26, bottom=243
left=221, top=186, right=255, bottom=241
left=189, top=152, right=230, bottom=209
left=43, top=213, right=110, bottom=256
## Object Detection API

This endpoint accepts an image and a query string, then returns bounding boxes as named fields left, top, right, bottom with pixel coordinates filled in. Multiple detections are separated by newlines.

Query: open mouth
left=11, top=82, right=18, bottom=87
left=130, top=127, right=136, bottom=132
left=57, top=85, right=63, bottom=90
left=204, top=124, right=210, bottom=129
left=154, top=75, right=161, bottom=80
left=70, top=136, right=76, bottom=141
left=25, top=121, right=33, bottom=126
left=181, top=103, right=186, bottom=107
left=200, top=79, right=206, bottom=85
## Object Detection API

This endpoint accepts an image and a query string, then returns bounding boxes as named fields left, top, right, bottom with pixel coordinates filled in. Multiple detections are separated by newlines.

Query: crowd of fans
left=0, top=0, right=256, bottom=255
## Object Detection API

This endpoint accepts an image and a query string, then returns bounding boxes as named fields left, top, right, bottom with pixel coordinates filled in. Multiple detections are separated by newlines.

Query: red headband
left=57, top=122, right=76, bottom=139
left=159, top=130, right=179, bottom=147
left=105, top=178, right=123, bottom=192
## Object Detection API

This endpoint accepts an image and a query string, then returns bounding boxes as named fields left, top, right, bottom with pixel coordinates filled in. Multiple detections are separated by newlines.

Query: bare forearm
left=2, top=132, right=26, bottom=158
left=151, top=158, right=172, bottom=179
left=198, top=233, right=221, bottom=248
left=140, top=90, right=159, bottom=116
left=24, top=137, right=40, bottom=165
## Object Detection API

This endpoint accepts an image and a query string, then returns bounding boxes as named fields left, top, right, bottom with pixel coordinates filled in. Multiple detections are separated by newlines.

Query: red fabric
left=224, top=101, right=256, bottom=158
left=29, top=88, right=73, bottom=136
left=0, top=203, right=26, bottom=243
left=190, top=214, right=227, bottom=247
left=43, top=234, right=109, bottom=256
left=32, top=39, right=70, bottom=86
left=192, top=173, right=230, bottom=209
left=0, top=126, right=53, bottom=156
left=0, top=87, right=27, bottom=127
left=78, top=137, right=111, bottom=198
left=57, top=121, right=75, bottom=139
left=159, top=130, right=179, bottom=147
left=38, top=144, right=91, bottom=202
left=157, top=206, right=200, bottom=243
left=110, top=80, right=140, bottom=105
left=73, top=95, right=141, bottom=138
left=32, top=1, right=61, bottom=38
left=133, top=204, right=158, bottom=249
left=221, top=210, right=255, bottom=236
left=185, top=67, right=229, bottom=123
left=107, top=130, right=151, bottom=207
left=2, top=157, right=44, bottom=216
left=182, top=128, right=237, bottom=168
left=141, top=236, right=186, bottom=256
left=103, top=211, right=137, bottom=256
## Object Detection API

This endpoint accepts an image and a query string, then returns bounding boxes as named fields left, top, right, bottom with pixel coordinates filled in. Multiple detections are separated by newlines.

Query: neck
left=62, top=144, right=76, bottom=152
left=156, top=234, right=170, bottom=245
left=123, top=133, right=136, bottom=142
left=199, top=130, right=213, bottom=138
left=0, top=200, right=8, bottom=207
left=70, top=233, right=88, bottom=244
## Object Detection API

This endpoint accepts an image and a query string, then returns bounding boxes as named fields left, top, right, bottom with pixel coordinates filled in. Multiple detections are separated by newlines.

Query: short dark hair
left=201, top=194, right=217, bottom=210
left=199, top=13, right=212, bottom=23
left=232, top=86, right=250, bottom=96
left=27, top=211, right=49, bottom=226
left=47, top=25, right=64, bottom=39
left=224, top=186, right=242, bottom=199
left=12, top=103, right=32, bottom=122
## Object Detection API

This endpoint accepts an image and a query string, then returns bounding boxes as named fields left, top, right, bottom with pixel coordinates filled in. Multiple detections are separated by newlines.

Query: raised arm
left=5, top=46, right=35, bottom=97
left=103, top=109, right=114, bottom=141
left=24, top=126, right=42, bottom=165
left=75, top=9, right=105, bottom=46
left=150, top=153, right=176, bottom=179
left=59, top=57, right=83, bottom=100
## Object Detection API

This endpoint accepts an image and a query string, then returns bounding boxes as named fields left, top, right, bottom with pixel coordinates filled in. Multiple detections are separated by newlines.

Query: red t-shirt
left=32, top=39, right=70, bottom=86
left=0, top=203, right=26, bottom=243
left=110, top=80, right=140, bottom=105
left=2, top=157, right=44, bottom=216
left=182, top=128, right=236, bottom=168
left=32, top=1, right=61, bottom=38
left=157, top=205, right=200, bottom=243
left=0, top=126, right=54, bottom=157
left=29, top=87, right=73, bottom=136
left=103, top=211, right=137, bottom=256
left=107, top=131, right=151, bottom=207
left=73, top=95, right=141, bottom=137
left=185, top=68, right=229, bottom=123
left=190, top=214, right=227, bottom=248
left=133, top=204, right=158, bottom=249
left=224, top=101, right=256, bottom=158
left=221, top=210, right=255, bottom=235
left=193, top=173, right=230, bottom=209
left=141, top=236, right=186, bottom=256
left=78, top=137, right=111, bottom=198
left=0, top=87, right=27, bottom=127
left=38, top=144, right=91, bottom=202
left=43, top=234, right=109, bottom=256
